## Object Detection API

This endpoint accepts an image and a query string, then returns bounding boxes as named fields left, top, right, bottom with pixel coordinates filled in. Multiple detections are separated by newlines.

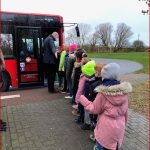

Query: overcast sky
left=1, top=0, right=149, bottom=45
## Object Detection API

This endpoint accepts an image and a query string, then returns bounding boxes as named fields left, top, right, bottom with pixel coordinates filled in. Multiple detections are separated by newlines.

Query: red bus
left=1, top=11, right=78, bottom=91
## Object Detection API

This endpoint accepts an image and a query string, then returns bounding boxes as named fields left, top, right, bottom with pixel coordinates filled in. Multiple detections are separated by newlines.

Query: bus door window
left=26, top=38, right=34, bottom=57
left=20, top=38, right=27, bottom=61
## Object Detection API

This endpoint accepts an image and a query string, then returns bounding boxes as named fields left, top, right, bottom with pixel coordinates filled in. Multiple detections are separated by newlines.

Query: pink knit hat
left=69, top=43, right=77, bottom=52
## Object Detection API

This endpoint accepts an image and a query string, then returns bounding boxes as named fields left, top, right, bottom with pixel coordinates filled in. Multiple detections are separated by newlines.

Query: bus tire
left=1, top=72, right=11, bottom=92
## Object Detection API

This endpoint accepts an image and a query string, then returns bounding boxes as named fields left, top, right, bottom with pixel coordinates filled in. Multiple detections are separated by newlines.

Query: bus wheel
left=1, top=72, right=11, bottom=92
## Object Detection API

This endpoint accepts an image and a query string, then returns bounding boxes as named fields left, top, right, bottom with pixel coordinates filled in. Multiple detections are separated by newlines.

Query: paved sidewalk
left=2, top=93, right=95, bottom=150
left=121, top=109, right=149, bottom=150
left=1, top=73, right=149, bottom=150
left=119, top=73, right=149, bottom=150
left=119, top=73, right=149, bottom=85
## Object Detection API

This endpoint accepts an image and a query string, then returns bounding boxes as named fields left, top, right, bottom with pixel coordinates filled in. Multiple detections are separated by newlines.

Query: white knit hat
left=101, top=63, right=120, bottom=80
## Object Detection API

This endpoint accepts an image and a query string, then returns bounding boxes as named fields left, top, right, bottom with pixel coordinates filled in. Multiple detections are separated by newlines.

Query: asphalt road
left=93, top=58, right=143, bottom=75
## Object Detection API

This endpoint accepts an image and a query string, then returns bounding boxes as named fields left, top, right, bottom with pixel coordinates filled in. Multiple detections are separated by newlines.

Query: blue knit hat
left=101, top=63, right=120, bottom=80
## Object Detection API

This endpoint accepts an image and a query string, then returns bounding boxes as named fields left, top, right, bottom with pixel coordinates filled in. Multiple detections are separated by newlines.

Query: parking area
left=1, top=73, right=149, bottom=150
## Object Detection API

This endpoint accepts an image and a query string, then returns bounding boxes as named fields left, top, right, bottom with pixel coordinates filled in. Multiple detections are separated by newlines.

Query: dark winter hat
left=75, top=50, right=84, bottom=59
left=77, top=48, right=82, bottom=51
left=101, top=63, right=120, bottom=80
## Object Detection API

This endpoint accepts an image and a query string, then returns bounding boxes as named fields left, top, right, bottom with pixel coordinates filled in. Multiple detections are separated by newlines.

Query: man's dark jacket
left=43, top=35, right=57, bottom=64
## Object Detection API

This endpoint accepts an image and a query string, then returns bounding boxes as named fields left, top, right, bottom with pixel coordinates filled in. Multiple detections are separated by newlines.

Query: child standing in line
left=80, top=63, right=106, bottom=130
left=63, top=47, right=69, bottom=93
left=85, top=63, right=106, bottom=139
left=58, top=46, right=67, bottom=92
left=88, top=63, right=107, bottom=126
left=65, top=44, right=78, bottom=99
left=75, top=60, right=96, bottom=124
left=78, top=63, right=132, bottom=150
left=71, top=50, right=86, bottom=116
left=71, top=50, right=86, bottom=105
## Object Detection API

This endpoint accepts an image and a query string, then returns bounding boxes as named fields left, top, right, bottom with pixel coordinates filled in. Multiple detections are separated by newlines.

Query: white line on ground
left=1, top=94, right=21, bottom=100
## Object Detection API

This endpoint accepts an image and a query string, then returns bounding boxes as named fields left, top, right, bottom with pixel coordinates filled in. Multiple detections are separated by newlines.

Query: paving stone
left=2, top=73, right=149, bottom=150
left=10, top=133, right=18, bottom=140
left=11, top=140, right=20, bottom=148
left=24, top=131, right=32, bottom=138
left=34, top=141, right=43, bottom=148
left=18, top=135, right=26, bottom=144
left=21, top=148, right=28, bottom=150
left=13, top=148, right=20, bottom=150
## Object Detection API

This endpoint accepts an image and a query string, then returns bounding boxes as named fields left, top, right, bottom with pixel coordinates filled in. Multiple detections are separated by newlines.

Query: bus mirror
left=75, top=26, right=80, bottom=37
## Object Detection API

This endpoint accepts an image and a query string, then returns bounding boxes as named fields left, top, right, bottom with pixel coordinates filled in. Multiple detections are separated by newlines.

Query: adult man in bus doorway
left=43, top=32, right=59, bottom=93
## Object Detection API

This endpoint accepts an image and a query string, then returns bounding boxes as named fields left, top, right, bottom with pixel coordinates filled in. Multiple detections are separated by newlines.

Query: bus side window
left=0, top=33, right=14, bottom=58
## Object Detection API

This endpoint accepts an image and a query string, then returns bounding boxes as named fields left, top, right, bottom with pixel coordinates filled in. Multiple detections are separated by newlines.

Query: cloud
left=2, top=0, right=148, bottom=45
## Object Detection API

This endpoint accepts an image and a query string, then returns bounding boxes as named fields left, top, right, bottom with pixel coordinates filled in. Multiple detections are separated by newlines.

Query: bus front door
left=16, top=27, right=44, bottom=87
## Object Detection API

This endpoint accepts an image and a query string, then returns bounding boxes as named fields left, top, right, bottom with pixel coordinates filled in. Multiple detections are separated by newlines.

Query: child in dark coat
left=81, top=63, right=106, bottom=130
left=72, top=51, right=87, bottom=105
left=75, top=60, right=95, bottom=124
left=65, top=44, right=77, bottom=99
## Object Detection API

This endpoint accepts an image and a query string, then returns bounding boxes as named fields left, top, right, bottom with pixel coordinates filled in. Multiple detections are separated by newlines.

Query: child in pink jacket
left=75, top=60, right=95, bottom=124
left=78, top=63, right=132, bottom=150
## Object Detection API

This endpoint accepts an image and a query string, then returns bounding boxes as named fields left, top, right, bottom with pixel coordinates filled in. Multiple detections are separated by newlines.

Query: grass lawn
left=88, top=52, right=149, bottom=74
left=128, top=81, right=149, bottom=118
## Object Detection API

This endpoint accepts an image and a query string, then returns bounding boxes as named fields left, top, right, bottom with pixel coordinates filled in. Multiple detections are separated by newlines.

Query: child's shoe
left=90, top=134, right=96, bottom=142
left=72, top=104, right=78, bottom=110
left=61, top=89, right=67, bottom=93
left=72, top=110, right=80, bottom=116
left=65, top=96, right=73, bottom=99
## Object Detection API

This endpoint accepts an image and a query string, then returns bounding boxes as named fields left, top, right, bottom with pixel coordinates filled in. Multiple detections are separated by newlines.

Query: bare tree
left=64, top=28, right=78, bottom=46
left=6, top=34, right=13, bottom=51
left=95, top=23, right=113, bottom=49
left=77, top=23, right=92, bottom=47
left=65, top=23, right=92, bottom=47
left=114, top=23, right=133, bottom=50
left=88, top=32, right=99, bottom=52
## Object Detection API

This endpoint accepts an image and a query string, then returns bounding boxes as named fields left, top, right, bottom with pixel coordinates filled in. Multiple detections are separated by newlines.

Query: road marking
left=1, top=94, right=21, bottom=100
